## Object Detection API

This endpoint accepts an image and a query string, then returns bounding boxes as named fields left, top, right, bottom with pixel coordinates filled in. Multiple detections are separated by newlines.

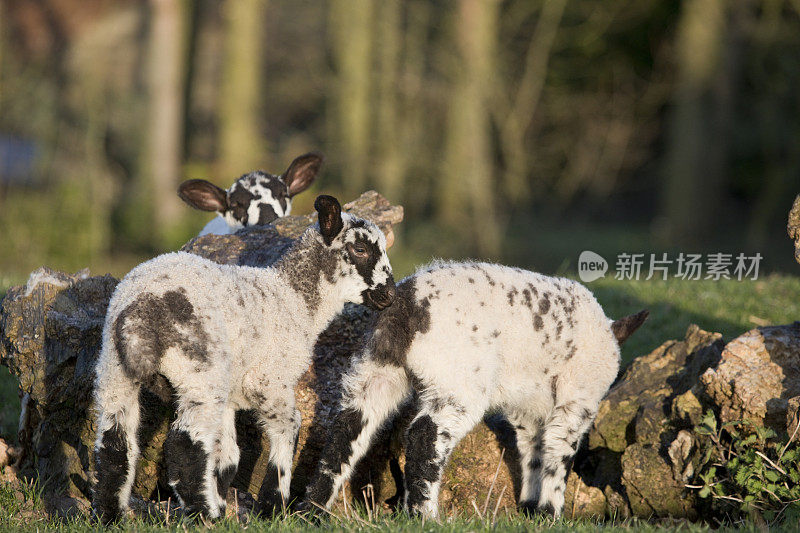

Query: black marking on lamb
left=228, top=184, right=257, bottom=225
left=550, top=375, right=558, bottom=404
left=258, top=463, right=289, bottom=515
left=305, top=407, right=366, bottom=506
left=93, top=424, right=128, bottom=523
left=257, top=203, right=278, bottom=225
left=348, top=234, right=382, bottom=286
left=165, top=428, right=211, bottom=516
left=611, top=309, right=649, bottom=345
left=261, top=173, right=289, bottom=211
left=522, top=289, right=532, bottom=308
left=539, top=296, right=551, bottom=315
left=565, top=341, right=577, bottom=360
left=468, top=277, right=475, bottom=284
left=543, top=465, right=558, bottom=478
left=369, top=278, right=431, bottom=366
left=492, top=330, right=500, bottom=338
left=276, top=236, right=338, bottom=311
left=479, top=267, right=496, bottom=286
left=216, top=464, right=237, bottom=503
left=533, top=315, right=544, bottom=330
left=519, top=500, right=539, bottom=516
left=114, top=289, right=210, bottom=382
left=507, top=288, right=518, bottom=305
left=405, top=414, right=441, bottom=510
left=527, top=283, right=539, bottom=298
left=472, top=325, right=478, bottom=332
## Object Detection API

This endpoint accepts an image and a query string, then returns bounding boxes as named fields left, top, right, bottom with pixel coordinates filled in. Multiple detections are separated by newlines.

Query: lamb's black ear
left=314, top=194, right=344, bottom=246
left=284, top=152, right=324, bottom=197
left=178, top=180, right=228, bottom=212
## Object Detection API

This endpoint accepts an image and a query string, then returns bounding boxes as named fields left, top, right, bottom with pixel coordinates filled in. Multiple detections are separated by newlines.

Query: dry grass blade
left=482, top=447, right=505, bottom=516
left=755, top=450, right=787, bottom=476
left=779, top=417, right=800, bottom=463
left=309, top=500, right=344, bottom=522
left=492, top=484, right=507, bottom=524
left=471, top=499, right=484, bottom=520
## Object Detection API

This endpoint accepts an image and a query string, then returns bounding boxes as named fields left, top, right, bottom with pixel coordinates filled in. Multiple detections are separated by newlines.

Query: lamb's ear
left=284, top=152, right=324, bottom=197
left=314, top=194, right=344, bottom=246
left=178, top=180, right=228, bottom=212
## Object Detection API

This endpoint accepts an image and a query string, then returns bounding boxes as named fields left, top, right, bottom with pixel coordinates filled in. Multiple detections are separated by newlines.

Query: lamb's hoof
left=293, top=500, right=324, bottom=524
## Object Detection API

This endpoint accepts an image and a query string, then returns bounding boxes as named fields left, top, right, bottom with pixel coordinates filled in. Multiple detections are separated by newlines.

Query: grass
left=0, top=479, right=790, bottom=533
left=589, top=274, right=800, bottom=365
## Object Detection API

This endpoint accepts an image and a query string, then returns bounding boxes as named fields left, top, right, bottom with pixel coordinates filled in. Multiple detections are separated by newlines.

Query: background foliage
left=1, top=0, right=799, bottom=280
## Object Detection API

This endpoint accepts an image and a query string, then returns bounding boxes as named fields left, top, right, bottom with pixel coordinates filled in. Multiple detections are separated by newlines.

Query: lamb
left=302, top=261, right=647, bottom=518
left=178, top=152, right=323, bottom=236
left=91, top=195, right=396, bottom=522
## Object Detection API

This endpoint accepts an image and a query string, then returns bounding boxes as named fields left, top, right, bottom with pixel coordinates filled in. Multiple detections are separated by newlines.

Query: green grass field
left=1, top=271, right=799, bottom=530
left=0, top=478, right=788, bottom=533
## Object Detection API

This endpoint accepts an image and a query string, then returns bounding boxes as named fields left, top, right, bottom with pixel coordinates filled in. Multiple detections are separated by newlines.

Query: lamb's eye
left=348, top=243, right=368, bottom=258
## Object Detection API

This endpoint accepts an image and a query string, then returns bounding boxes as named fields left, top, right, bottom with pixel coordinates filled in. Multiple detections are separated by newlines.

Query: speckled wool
left=304, top=260, right=647, bottom=519
left=91, top=196, right=395, bottom=522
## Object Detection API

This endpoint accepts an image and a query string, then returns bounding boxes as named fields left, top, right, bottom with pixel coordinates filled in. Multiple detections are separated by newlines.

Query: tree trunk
left=439, top=0, right=501, bottom=257
left=219, top=0, right=267, bottom=177
left=374, top=0, right=403, bottom=203
left=147, top=0, right=187, bottom=249
left=660, top=0, right=730, bottom=244
left=498, top=0, right=566, bottom=203
left=330, top=0, right=374, bottom=196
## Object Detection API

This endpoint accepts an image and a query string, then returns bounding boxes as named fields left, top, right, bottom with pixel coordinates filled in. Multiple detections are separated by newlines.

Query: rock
left=0, top=437, right=19, bottom=468
left=700, top=323, right=800, bottom=432
left=0, top=191, right=405, bottom=511
left=788, top=195, right=800, bottom=265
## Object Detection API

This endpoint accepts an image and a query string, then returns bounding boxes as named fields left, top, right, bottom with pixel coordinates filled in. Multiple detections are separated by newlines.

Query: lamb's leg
left=214, top=406, right=240, bottom=516
left=256, top=399, right=301, bottom=516
left=92, top=369, right=142, bottom=523
left=504, top=410, right=545, bottom=514
left=304, top=360, right=411, bottom=511
left=165, top=397, right=227, bottom=518
left=403, top=396, right=482, bottom=519
left=536, top=401, right=597, bottom=517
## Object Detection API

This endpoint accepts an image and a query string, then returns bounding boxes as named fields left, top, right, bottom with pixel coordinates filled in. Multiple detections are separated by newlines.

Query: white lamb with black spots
left=302, top=261, right=647, bottom=519
left=91, top=195, right=395, bottom=523
left=178, top=152, right=323, bottom=236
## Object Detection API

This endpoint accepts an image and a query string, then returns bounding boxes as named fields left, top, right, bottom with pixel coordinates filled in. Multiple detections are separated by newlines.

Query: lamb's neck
left=270, top=230, right=348, bottom=333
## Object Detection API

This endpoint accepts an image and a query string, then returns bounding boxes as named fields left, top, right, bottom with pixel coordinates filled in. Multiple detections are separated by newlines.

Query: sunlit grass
left=0, top=477, right=785, bottom=533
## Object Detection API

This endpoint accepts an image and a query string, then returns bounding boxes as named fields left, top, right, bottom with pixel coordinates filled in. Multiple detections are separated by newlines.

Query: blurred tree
left=660, top=0, right=731, bottom=244
left=146, top=0, right=187, bottom=249
left=220, top=0, right=266, bottom=176
left=496, top=0, right=566, bottom=203
left=330, top=0, right=373, bottom=196
left=374, top=0, right=402, bottom=203
left=439, top=0, right=501, bottom=257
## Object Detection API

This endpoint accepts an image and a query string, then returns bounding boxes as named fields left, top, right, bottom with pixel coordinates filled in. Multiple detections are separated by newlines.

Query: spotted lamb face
left=178, top=152, right=323, bottom=231
left=314, top=195, right=396, bottom=310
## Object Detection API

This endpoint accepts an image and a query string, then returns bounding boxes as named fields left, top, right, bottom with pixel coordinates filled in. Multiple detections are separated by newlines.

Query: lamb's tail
left=611, top=309, right=649, bottom=346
